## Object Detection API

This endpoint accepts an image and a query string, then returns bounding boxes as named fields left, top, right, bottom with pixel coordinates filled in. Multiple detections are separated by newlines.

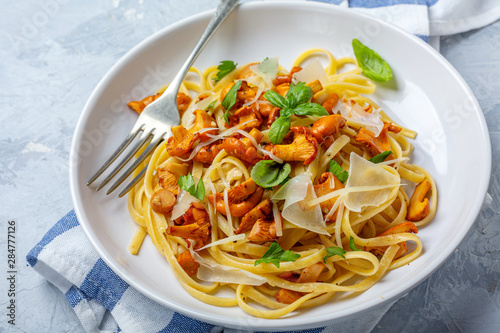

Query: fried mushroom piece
left=167, top=202, right=211, bottom=250
left=128, top=92, right=191, bottom=115
left=220, top=81, right=257, bottom=112
left=364, top=222, right=418, bottom=260
left=177, top=251, right=199, bottom=277
left=150, top=189, right=176, bottom=214
left=266, top=126, right=318, bottom=165
left=193, top=142, right=224, bottom=164
left=406, top=179, right=432, bottom=222
left=188, top=109, right=218, bottom=141
left=235, top=199, right=272, bottom=234
left=227, top=105, right=263, bottom=132
left=354, top=123, right=394, bottom=159
left=275, top=262, right=326, bottom=304
left=208, top=179, right=264, bottom=217
left=238, top=62, right=258, bottom=80
left=313, top=172, right=345, bottom=220
left=272, top=66, right=302, bottom=86
left=311, top=114, right=346, bottom=145
left=166, top=125, right=199, bottom=157
left=156, top=160, right=189, bottom=195
left=221, top=128, right=264, bottom=165
left=248, top=219, right=277, bottom=242
left=320, top=93, right=340, bottom=114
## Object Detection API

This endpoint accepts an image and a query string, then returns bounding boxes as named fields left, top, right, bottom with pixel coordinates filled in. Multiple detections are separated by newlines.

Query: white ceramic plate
left=70, top=1, right=491, bottom=331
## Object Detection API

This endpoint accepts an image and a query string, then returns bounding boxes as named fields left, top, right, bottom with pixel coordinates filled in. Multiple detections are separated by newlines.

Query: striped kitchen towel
left=27, top=210, right=393, bottom=333
left=311, top=0, right=500, bottom=48
left=27, top=1, right=500, bottom=332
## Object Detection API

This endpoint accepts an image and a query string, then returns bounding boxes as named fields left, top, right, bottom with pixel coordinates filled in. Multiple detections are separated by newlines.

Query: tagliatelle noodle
left=125, top=48, right=437, bottom=318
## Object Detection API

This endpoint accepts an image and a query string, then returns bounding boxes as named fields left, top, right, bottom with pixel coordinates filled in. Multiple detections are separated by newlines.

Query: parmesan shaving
left=196, top=234, right=246, bottom=251
left=190, top=250, right=265, bottom=286
left=307, top=184, right=398, bottom=207
left=223, top=188, right=233, bottom=236
left=196, top=260, right=266, bottom=286
left=272, top=201, right=283, bottom=237
left=272, top=172, right=328, bottom=235
left=171, top=190, right=198, bottom=220
left=344, top=152, right=400, bottom=212
left=292, top=58, right=328, bottom=86
left=249, top=57, right=279, bottom=89
left=341, top=100, right=384, bottom=137
left=320, top=134, right=350, bottom=169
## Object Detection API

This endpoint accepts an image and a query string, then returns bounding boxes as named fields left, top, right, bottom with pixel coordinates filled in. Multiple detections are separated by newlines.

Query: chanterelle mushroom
left=228, top=105, right=263, bottom=132
left=166, top=125, right=198, bottom=157
left=354, top=123, right=393, bottom=159
left=208, top=178, right=264, bottom=217
left=222, top=128, right=264, bottom=165
left=167, top=202, right=211, bottom=250
left=188, top=109, right=218, bottom=141
left=365, top=222, right=418, bottom=259
left=235, top=198, right=272, bottom=234
left=127, top=92, right=191, bottom=115
left=406, top=179, right=432, bottom=222
left=267, top=126, right=318, bottom=165
left=313, top=172, right=345, bottom=220
left=311, top=114, right=346, bottom=145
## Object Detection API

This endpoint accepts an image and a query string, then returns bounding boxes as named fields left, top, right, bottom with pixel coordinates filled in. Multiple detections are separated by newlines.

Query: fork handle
left=166, top=0, right=239, bottom=98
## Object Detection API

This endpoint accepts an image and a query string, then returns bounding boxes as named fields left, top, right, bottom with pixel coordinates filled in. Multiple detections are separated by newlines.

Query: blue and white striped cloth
left=28, top=1, right=500, bottom=332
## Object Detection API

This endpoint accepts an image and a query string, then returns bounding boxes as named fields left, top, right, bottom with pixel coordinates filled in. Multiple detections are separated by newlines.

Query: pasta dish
left=125, top=44, right=437, bottom=318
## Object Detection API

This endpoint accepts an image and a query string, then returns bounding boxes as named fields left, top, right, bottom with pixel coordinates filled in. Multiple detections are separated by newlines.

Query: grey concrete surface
left=0, top=0, right=498, bottom=332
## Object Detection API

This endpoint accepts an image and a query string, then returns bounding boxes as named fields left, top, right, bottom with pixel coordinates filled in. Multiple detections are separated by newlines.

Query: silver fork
left=87, top=0, right=239, bottom=197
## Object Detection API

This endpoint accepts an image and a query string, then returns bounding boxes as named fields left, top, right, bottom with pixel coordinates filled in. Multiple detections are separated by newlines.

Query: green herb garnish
left=323, top=247, right=347, bottom=262
left=204, top=100, right=216, bottom=111
left=368, top=150, right=392, bottom=164
left=254, top=242, right=301, bottom=268
left=264, top=82, right=328, bottom=144
left=328, top=160, right=349, bottom=184
left=268, top=115, right=292, bottom=146
left=352, top=39, right=393, bottom=82
left=349, top=236, right=362, bottom=252
left=177, top=174, right=205, bottom=201
left=221, top=80, right=242, bottom=123
left=250, top=160, right=292, bottom=189
left=214, top=60, right=237, bottom=82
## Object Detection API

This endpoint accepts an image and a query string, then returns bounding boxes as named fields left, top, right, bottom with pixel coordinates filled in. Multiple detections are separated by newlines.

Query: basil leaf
left=214, top=60, right=237, bottom=82
left=286, top=81, right=312, bottom=108
left=178, top=174, right=195, bottom=193
left=349, top=236, right=362, bottom=252
left=193, top=178, right=205, bottom=201
left=368, top=150, right=392, bottom=164
left=323, top=246, right=346, bottom=262
left=250, top=160, right=291, bottom=188
left=264, top=90, right=289, bottom=109
left=222, top=80, right=242, bottom=123
left=204, top=100, right=216, bottom=111
left=352, top=39, right=393, bottom=82
left=293, top=103, right=328, bottom=117
left=254, top=242, right=301, bottom=268
left=268, top=116, right=291, bottom=144
left=178, top=174, right=205, bottom=201
left=279, top=107, right=294, bottom=118
left=328, top=160, right=349, bottom=184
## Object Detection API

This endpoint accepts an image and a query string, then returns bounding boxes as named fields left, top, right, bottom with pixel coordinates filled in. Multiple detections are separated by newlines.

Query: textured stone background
left=0, top=0, right=498, bottom=332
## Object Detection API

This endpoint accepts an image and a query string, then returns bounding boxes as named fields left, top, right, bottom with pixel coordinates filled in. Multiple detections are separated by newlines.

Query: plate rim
left=69, top=1, right=492, bottom=330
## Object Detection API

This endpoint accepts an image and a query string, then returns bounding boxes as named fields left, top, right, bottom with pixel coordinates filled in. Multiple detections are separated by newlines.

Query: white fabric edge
left=430, top=4, right=500, bottom=36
